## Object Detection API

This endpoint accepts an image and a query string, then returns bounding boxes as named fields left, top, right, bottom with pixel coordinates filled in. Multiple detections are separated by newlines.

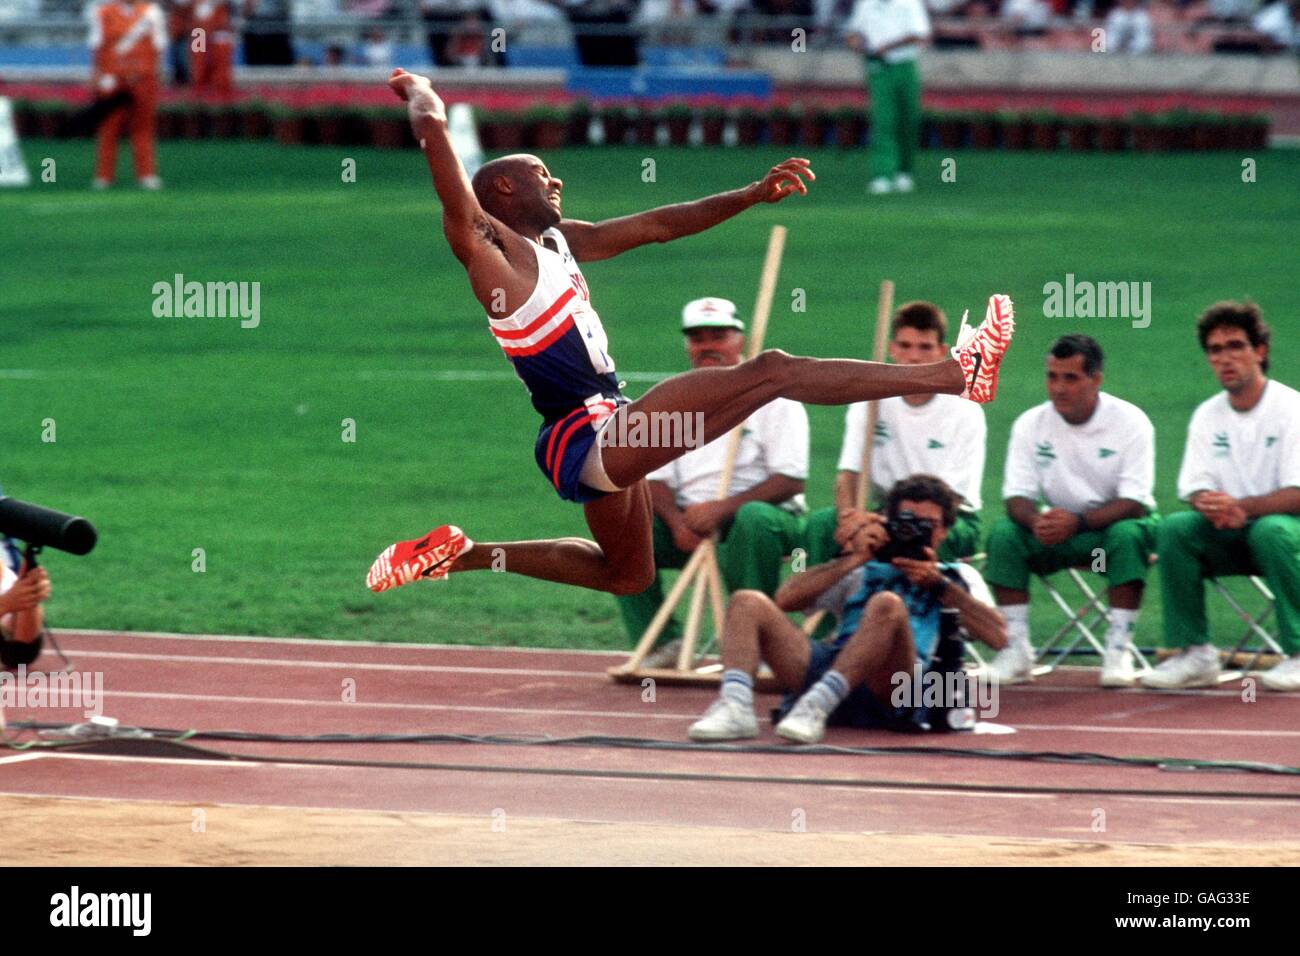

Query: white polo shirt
left=844, top=0, right=931, bottom=63
left=837, top=394, right=986, bottom=512
left=1177, top=379, right=1300, bottom=502
left=1003, top=392, right=1156, bottom=514
left=647, top=397, right=809, bottom=514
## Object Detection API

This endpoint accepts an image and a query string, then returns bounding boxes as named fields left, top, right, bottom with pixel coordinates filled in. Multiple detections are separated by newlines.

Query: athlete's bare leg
left=448, top=479, right=655, bottom=594
left=602, top=350, right=964, bottom=487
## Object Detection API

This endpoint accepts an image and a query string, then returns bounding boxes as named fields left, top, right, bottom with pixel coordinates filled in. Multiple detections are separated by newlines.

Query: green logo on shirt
left=1266, top=436, right=1278, bottom=448
left=873, top=421, right=890, bottom=446
left=928, top=438, right=945, bottom=450
left=1212, top=432, right=1230, bottom=458
left=1098, top=448, right=1117, bottom=459
left=1035, top=441, right=1056, bottom=466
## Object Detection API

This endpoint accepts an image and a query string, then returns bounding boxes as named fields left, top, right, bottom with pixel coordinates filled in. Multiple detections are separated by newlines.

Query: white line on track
left=61, top=689, right=699, bottom=720
left=0, top=753, right=47, bottom=766
left=61, top=649, right=605, bottom=679
left=53, top=629, right=626, bottom=658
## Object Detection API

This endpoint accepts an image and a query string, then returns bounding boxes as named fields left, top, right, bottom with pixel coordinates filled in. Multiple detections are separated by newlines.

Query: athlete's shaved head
left=471, top=153, right=563, bottom=234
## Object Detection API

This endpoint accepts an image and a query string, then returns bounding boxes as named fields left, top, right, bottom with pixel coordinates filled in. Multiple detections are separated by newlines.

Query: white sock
left=721, top=669, right=754, bottom=709
left=1001, top=604, right=1030, bottom=650
left=1105, top=608, right=1138, bottom=648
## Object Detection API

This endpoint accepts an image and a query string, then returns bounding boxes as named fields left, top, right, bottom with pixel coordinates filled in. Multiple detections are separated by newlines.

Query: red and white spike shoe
left=951, top=294, right=1016, bottom=404
left=366, top=525, right=473, bottom=593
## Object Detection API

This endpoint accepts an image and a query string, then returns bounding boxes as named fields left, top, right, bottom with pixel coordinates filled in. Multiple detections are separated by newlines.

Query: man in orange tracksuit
left=89, top=0, right=167, bottom=189
left=192, top=0, right=235, bottom=96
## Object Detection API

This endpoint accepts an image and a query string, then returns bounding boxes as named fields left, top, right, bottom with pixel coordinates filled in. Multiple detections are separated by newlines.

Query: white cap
left=681, top=297, right=745, bottom=332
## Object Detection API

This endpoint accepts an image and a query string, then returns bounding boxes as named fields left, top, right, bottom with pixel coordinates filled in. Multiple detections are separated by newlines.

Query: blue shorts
left=773, top=642, right=923, bottom=732
left=534, top=399, right=622, bottom=504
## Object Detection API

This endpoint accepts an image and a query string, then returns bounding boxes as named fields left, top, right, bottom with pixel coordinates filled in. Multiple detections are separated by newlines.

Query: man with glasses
left=1143, top=302, right=1300, bottom=690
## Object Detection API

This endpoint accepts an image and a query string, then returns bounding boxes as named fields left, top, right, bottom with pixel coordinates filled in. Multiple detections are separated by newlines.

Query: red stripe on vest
left=499, top=315, right=575, bottom=358
left=491, top=287, right=577, bottom=341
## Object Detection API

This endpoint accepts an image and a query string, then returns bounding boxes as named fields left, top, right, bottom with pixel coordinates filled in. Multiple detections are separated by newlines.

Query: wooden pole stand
left=609, top=226, right=787, bottom=688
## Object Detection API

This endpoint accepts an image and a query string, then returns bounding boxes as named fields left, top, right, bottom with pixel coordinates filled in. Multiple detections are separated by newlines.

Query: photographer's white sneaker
left=1139, top=644, right=1221, bottom=689
left=775, top=696, right=830, bottom=745
left=1261, top=655, right=1300, bottom=692
left=688, top=697, right=758, bottom=741
left=987, top=638, right=1035, bottom=685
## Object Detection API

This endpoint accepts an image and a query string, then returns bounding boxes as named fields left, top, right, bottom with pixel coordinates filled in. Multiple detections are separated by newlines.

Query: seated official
left=0, top=558, right=51, bottom=668
left=688, top=474, right=1006, bottom=745
left=984, top=334, right=1158, bottom=688
left=617, top=297, right=809, bottom=660
left=804, top=301, right=987, bottom=569
left=1144, top=302, right=1300, bottom=691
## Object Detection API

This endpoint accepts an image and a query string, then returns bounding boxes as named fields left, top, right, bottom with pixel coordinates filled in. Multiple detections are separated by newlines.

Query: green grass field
left=2, top=139, right=1297, bottom=651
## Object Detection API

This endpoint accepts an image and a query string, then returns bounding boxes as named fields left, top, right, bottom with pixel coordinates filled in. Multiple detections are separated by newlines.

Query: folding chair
left=1030, top=564, right=1156, bottom=677
left=1209, top=575, right=1283, bottom=682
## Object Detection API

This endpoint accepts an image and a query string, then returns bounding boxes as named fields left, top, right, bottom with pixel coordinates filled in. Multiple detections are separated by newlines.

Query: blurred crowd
left=4, top=0, right=1296, bottom=63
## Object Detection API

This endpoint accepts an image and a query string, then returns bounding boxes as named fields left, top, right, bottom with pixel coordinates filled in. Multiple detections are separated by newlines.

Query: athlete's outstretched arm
left=388, top=69, right=534, bottom=311
left=557, top=158, right=815, bottom=263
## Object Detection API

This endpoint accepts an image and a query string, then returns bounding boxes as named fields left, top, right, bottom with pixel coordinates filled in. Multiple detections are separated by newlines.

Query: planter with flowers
left=832, top=105, right=865, bottom=148
left=525, top=104, right=569, bottom=149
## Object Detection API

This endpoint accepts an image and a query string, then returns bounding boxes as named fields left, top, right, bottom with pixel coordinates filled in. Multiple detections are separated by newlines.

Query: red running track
left=1, top=629, right=1297, bottom=849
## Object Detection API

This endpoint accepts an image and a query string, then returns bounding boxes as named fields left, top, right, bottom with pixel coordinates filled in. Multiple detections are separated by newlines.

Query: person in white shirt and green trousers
left=1143, top=302, right=1300, bottom=692
left=845, top=0, right=932, bottom=195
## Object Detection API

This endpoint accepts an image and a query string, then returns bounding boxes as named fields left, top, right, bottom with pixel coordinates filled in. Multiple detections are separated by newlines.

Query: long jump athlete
left=367, top=69, right=1015, bottom=597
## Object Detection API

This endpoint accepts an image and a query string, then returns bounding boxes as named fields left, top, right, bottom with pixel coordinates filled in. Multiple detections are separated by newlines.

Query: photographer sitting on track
left=0, top=556, right=52, bottom=668
left=687, top=474, right=1006, bottom=744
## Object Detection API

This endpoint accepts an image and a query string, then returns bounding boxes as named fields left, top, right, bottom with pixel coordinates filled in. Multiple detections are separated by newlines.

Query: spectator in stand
left=445, top=12, right=494, bottom=64
left=242, top=0, right=294, bottom=65
left=1105, top=0, right=1154, bottom=50
left=423, top=0, right=495, bottom=66
left=754, top=0, right=817, bottom=41
left=1253, top=0, right=1299, bottom=49
left=192, top=0, right=235, bottom=94
left=166, top=0, right=192, bottom=84
left=540, top=0, right=642, bottom=65
left=1002, top=0, right=1053, bottom=34
left=360, top=26, right=394, bottom=65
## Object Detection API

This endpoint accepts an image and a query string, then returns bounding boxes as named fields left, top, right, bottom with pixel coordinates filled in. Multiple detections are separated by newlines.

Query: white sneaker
left=869, top=177, right=893, bottom=195
left=893, top=173, right=915, bottom=192
left=1261, top=655, right=1300, bottom=692
left=138, top=175, right=163, bottom=190
left=1100, top=645, right=1137, bottom=688
left=92, top=177, right=111, bottom=190
left=1139, top=645, right=1221, bottom=689
left=987, top=639, right=1034, bottom=685
left=774, top=695, right=829, bottom=744
left=688, top=697, right=758, bottom=741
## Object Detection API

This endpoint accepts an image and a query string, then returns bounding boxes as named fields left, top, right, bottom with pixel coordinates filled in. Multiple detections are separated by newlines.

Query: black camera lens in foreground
left=0, top=497, right=98, bottom=556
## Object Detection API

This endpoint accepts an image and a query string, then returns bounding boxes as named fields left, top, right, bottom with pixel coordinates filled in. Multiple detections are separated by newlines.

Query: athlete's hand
left=388, top=68, right=447, bottom=126
left=682, top=501, right=730, bottom=536
left=0, top=567, right=51, bottom=616
left=753, top=158, right=815, bottom=204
